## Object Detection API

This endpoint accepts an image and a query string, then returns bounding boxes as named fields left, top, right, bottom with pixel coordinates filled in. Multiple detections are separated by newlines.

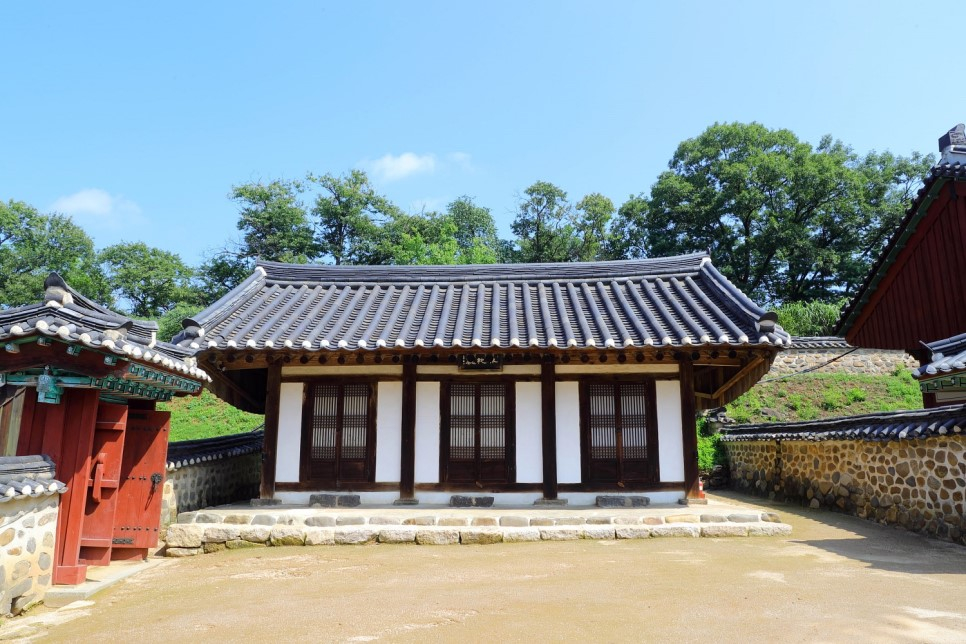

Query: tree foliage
left=0, top=200, right=110, bottom=307
left=309, top=170, right=397, bottom=265
left=99, top=242, right=195, bottom=318
left=612, top=122, right=933, bottom=303
left=511, top=181, right=578, bottom=263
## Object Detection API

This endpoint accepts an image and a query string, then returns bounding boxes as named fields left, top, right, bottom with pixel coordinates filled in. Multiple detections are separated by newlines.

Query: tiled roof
left=914, top=332, right=966, bottom=380
left=838, top=161, right=966, bottom=334
left=0, top=455, right=66, bottom=502
left=788, top=336, right=852, bottom=350
left=0, top=273, right=210, bottom=383
left=721, top=404, right=966, bottom=442
left=175, top=253, right=790, bottom=352
left=166, top=428, right=264, bottom=471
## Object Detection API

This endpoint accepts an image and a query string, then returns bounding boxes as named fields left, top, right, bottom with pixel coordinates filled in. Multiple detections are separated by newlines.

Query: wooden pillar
left=540, top=361, right=558, bottom=500
left=260, top=362, right=282, bottom=499
left=398, top=363, right=417, bottom=503
left=679, top=359, right=700, bottom=500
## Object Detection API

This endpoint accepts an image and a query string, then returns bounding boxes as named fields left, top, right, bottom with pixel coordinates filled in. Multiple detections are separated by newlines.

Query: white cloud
left=367, top=152, right=436, bottom=182
left=50, top=188, right=143, bottom=225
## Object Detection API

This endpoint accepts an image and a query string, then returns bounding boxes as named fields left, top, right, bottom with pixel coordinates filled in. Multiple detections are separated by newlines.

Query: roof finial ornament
left=939, top=124, right=966, bottom=164
left=43, top=272, right=74, bottom=308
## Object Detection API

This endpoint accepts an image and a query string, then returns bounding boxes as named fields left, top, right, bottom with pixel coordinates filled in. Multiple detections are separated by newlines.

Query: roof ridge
left=256, top=252, right=711, bottom=284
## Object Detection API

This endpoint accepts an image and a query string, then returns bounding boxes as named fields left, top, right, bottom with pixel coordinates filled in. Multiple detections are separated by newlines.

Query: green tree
left=384, top=214, right=500, bottom=266
left=309, top=170, right=397, bottom=265
left=230, top=180, right=316, bottom=263
left=445, top=196, right=503, bottom=258
left=611, top=122, right=933, bottom=303
left=511, top=181, right=577, bottom=263
left=99, top=242, right=195, bottom=318
left=196, top=180, right=317, bottom=302
left=0, top=200, right=110, bottom=306
left=574, top=193, right=615, bottom=261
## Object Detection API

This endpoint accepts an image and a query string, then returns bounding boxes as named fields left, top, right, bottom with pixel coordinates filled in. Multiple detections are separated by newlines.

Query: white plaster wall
left=414, top=382, right=441, bottom=483
left=375, top=381, right=402, bottom=482
left=276, top=382, right=304, bottom=483
left=555, top=381, right=582, bottom=483
left=656, top=380, right=684, bottom=482
left=515, top=382, right=543, bottom=482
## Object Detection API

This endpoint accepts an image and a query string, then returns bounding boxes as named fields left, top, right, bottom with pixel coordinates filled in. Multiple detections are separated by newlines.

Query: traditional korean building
left=0, top=273, right=208, bottom=584
left=175, top=252, right=788, bottom=505
left=838, top=124, right=966, bottom=407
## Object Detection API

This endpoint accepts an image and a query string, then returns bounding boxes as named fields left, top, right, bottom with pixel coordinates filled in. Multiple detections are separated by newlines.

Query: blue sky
left=2, top=1, right=962, bottom=267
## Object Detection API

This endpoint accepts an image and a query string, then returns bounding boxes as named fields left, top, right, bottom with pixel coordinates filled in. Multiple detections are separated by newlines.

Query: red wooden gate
left=112, top=408, right=170, bottom=559
left=78, top=403, right=127, bottom=566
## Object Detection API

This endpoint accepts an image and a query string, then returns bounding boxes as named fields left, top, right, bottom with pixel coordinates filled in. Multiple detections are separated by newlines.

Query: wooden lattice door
left=302, top=383, right=375, bottom=485
left=581, top=381, right=658, bottom=485
left=441, top=382, right=515, bottom=485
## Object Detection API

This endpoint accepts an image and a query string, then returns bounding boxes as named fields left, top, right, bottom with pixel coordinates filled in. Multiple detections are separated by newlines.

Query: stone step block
left=309, top=494, right=361, bottom=508
left=596, top=495, right=650, bottom=508
left=449, top=495, right=494, bottom=508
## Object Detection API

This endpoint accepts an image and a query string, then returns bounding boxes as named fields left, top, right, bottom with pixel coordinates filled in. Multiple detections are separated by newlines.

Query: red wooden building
left=0, top=274, right=208, bottom=584
left=838, top=124, right=966, bottom=407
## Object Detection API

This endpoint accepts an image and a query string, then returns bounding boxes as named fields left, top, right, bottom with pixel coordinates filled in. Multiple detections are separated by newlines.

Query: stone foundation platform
left=164, top=502, right=791, bottom=556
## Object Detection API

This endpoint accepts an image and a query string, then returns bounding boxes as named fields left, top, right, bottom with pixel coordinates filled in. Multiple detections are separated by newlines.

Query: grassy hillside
left=159, top=390, right=264, bottom=442
left=725, top=368, right=923, bottom=425
left=699, top=368, right=923, bottom=472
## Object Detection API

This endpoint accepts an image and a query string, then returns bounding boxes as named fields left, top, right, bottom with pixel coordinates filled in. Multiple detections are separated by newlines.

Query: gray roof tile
left=914, top=332, right=966, bottom=379
left=166, top=428, right=264, bottom=471
left=0, top=455, right=66, bottom=502
left=721, top=404, right=966, bottom=442
left=176, top=253, right=790, bottom=352
left=788, top=336, right=852, bottom=350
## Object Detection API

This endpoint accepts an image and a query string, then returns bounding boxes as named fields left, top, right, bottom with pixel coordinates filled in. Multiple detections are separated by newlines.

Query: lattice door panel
left=443, top=382, right=512, bottom=484
left=305, top=383, right=374, bottom=483
left=584, top=382, right=652, bottom=484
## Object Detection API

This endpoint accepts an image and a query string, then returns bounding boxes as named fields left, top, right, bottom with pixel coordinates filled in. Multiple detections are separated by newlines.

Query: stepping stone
left=449, top=495, right=494, bottom=508
left=309, top=494, right=361, bottom=508
left=596, top=495, right=649, bottom=508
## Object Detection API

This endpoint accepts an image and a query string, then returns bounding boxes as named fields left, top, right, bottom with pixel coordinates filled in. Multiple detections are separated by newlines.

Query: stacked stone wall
left=768, top=347, right=917, bottom=377
left=160, top=452, right=260, bottom=526
left=0, top=495, right=57, bottom=616
left=725, top=437, right=966, bottom=544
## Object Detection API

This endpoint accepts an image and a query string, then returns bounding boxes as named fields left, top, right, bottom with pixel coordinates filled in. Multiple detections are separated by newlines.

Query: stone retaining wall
left=768, top=347, right=917, bottom=377
left=0, top=495, right=58, bottom=616
left=160, top=452, right=261, bottom=526
left=725, top=437, right=966, bottom=544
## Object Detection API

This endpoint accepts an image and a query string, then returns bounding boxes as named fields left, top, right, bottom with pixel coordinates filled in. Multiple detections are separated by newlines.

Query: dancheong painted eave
left=173, top=252, right=791, bottom=353
left=0, top=273, right=210, bottom=394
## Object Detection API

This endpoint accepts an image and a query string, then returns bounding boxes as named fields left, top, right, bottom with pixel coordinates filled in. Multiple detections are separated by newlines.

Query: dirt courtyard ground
left=16, top=492, right=966, bottom=643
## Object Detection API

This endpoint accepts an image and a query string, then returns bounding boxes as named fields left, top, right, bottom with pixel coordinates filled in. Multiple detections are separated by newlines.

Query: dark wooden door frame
left=438, top=380, right=516, bottom=485
left=299, top=380, right=378, bottom=488
left=578, top=378, right=660, bottom=486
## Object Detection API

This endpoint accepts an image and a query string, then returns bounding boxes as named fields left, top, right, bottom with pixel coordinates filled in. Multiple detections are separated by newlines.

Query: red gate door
left=78, top=403, right=128, bottom=566
left=112, top=408, right=170, bottom=560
